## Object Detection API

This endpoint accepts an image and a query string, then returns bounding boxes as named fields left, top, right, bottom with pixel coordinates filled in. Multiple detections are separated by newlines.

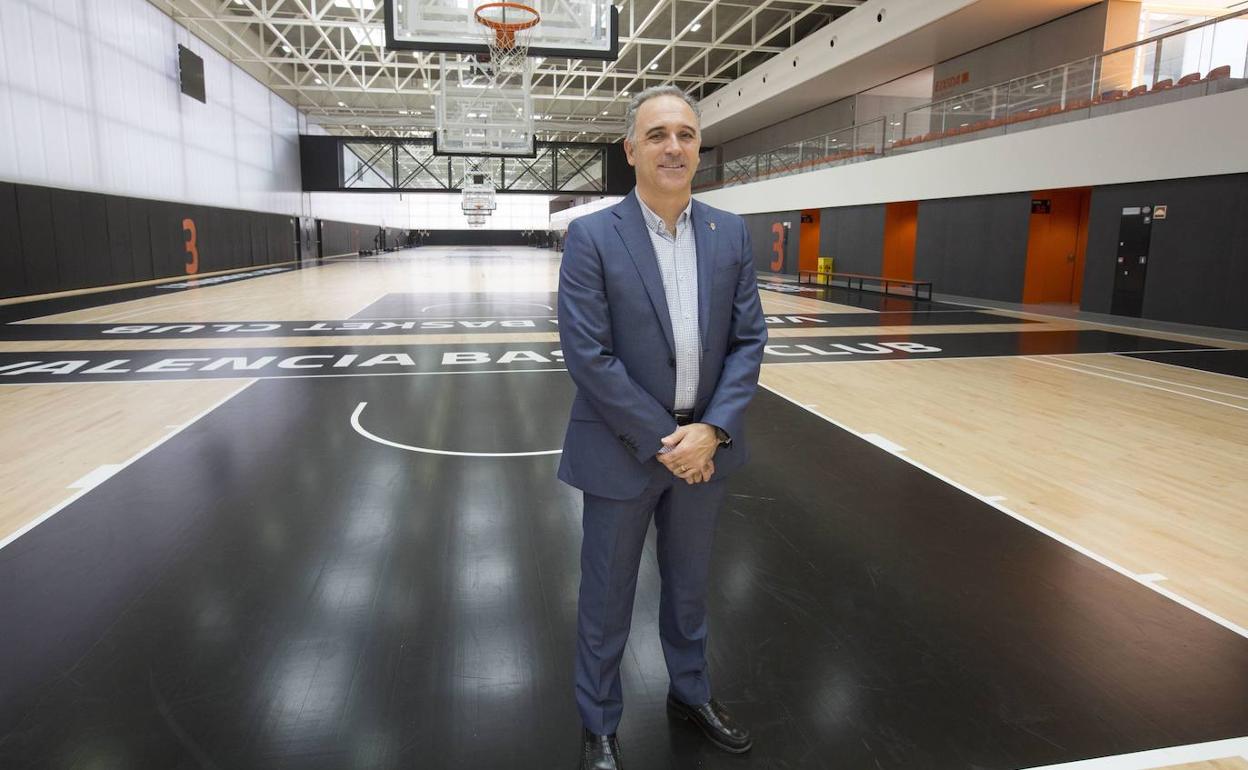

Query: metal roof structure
left=150, top=0, right=863, bottom=141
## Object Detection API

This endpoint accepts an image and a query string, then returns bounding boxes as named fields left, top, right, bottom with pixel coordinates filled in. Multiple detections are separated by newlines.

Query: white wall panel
left=696, top=88, right=1248, bottom=214
left=0, top=0, right=303, bottom=216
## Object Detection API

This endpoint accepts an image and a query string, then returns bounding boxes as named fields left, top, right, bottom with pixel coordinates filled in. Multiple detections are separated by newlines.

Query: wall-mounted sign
left=1031, top=199, right=1052, bottom=214
left=934, top=71, right=970, bottom=94
left=1154, top=205, right=1167, bottom=219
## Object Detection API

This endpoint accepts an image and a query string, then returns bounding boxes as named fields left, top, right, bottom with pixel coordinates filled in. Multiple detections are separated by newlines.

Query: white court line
left=350, top=402, right=562, bottom=458
left=862, top=433, right=906, bottom=453
left=419, top=302, right=554, bottom=313
left=1111, top=350, right=1248, bottom=383
left=0, top=381, right=256, bottom=552
left=354, top=315, right=557, bottom=321
left=83, top=294, right=258, bottom=324
left=758, top=382, right=1248, bottom=641
left=1136, top=573, right=1167, bottom=583
left=0, top=367, right=571, bottom=388
left=1048, top=357, right=1248, bottom=400
left=945, top=297, right=1248, bottom=350
left=1024, top=357, right=1248, bottom=413
left=761, top=347, right=1226, bottom=368
left=68, top=464, right=124, bottom=490
left=1018, top=736, right=1248, bottom=770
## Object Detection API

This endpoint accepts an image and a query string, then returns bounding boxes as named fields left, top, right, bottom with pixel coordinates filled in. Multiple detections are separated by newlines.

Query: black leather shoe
left=663, top=693, right=748, bottom=753
left=666, top=695, right=753, bottom=753
left=580, top=727, right=623, bottom=770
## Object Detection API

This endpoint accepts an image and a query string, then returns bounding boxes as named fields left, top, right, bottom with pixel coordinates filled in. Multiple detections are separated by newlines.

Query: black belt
left=672, top=411, right=695, bottom=426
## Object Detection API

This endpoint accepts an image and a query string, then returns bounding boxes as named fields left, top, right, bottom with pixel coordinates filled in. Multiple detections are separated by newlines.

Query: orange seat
left=1152, top=79, right=1173, bottom=91
left=1206, top=65, right=1231, bottom=80
left=1176, top=72, right=1201, bottom=86
left=1127, top=85, right=1147, bottom=97
left=1099, top=89, right=1126, bottom=101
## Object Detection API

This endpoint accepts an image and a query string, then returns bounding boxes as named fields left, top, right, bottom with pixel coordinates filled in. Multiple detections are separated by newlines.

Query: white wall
left=309, top=192, right=552, bottom=230
left=696, top=87, right=1248, bottom=213
left=0, top=0, right=304, bottom=215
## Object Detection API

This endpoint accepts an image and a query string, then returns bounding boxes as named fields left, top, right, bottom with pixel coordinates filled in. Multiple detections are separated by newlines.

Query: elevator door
left=1111, top=206, right=1152, bottom=317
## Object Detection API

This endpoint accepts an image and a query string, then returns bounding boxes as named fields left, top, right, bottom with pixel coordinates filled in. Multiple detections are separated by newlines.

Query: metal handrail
left=694, top=7, right=1247, bottom=193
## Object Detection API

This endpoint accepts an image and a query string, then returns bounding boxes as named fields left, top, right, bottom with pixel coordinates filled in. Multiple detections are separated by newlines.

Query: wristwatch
left=711, top=425, right=732, bottom=447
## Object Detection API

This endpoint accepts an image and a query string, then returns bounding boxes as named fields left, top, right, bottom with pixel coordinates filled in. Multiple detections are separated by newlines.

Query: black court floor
left=1, top=368, right=1247, bottom=769
left=1, top=266, right=1246, bottom=768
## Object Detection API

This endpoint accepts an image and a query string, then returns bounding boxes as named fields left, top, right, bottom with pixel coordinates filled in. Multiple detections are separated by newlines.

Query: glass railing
left=693, top=117, right=885, bottom=191
left=694, top=8, right=1247, bottom=192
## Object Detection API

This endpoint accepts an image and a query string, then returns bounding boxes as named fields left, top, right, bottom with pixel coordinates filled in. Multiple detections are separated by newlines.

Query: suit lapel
left=614, top=191, right=676, bottom=357
left=692, top=200, right=716, bottom=349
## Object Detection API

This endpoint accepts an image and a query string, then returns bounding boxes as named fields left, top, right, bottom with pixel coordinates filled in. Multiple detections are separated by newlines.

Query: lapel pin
left=709, top=222, right=716, bottom=231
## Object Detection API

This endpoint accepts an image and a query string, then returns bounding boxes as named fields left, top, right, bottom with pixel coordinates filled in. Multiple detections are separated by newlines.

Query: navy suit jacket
left=557, top=190, right=768, bottom=500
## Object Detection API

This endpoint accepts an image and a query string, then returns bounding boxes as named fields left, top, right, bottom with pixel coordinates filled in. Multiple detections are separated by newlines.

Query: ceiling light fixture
left=690, top=22, right=702, bottom=32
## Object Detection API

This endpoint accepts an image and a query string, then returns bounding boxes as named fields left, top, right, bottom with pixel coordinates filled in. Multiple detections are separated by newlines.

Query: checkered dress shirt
left=637, top=196, right=700, bottom=412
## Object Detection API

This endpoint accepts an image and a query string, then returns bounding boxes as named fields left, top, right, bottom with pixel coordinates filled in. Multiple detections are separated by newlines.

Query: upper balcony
left=693, top=8, right=1248, bottom=193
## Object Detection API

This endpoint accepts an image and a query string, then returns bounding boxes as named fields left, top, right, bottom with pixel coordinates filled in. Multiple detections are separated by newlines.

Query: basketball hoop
left=475, top=2, right=540, bottom=75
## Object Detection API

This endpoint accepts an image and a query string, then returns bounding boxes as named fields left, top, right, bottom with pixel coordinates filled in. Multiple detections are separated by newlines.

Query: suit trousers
left=574, top=463, right=728, bottom=735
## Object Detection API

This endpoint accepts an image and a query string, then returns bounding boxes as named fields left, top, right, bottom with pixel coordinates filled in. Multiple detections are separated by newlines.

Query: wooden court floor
left=0, top=246, right=1245, bottom=769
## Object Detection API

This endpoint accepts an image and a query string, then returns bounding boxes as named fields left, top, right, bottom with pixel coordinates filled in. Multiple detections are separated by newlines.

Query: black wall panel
left=127, top=199, right=154, bottom=282
left=819, top=204, right=886, bottom=274
left=16, top=185, right=59, bottom=294
left=269, top=215, right=295, bottom=265
left=148, top=201, right=184, bottom=278
left=105, top=197, right=136, bottom=287
left=421, top=229, right=529, bottom=247
left=249, top=215, right=268, bottom=266
left=915, top=194, right=1031, bottom=302
left=1084, top=173, right=1248, bottom=330
left=0, top=181, right=326, bottom=300
left=0, top=182, right=26, bottom=298
left=320, top=219, right=366, bottom=256
left=743, top=211, right=799, bottom=276
left=79, top=193, right=113, bottom=289
left=50, top=190, right=87, bottom=291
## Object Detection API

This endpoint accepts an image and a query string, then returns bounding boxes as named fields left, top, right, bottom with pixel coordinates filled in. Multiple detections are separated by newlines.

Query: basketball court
left=1, top=0, right=1246, bottom=768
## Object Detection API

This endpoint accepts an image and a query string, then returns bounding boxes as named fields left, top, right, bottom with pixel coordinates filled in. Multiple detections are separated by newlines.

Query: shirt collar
left=636, top=194, right=692, bottom=236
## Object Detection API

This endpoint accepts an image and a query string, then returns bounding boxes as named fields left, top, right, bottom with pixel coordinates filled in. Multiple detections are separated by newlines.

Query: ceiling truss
left=153, top=0, right=863, bottom=142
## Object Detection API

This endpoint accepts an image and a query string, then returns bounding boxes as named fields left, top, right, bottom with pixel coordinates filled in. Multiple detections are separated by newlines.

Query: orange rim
left=474, top=2, right=541, bottom=49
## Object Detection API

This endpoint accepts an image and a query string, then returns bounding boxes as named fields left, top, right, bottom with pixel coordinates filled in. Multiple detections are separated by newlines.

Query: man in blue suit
left=557, top=85, right=768, bottom=770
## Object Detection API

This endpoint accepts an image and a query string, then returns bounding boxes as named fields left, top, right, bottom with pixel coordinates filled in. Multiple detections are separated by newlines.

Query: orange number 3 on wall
left=183, top=218, right=199, bottom=275
left=770, top=222, right=784, bottom=272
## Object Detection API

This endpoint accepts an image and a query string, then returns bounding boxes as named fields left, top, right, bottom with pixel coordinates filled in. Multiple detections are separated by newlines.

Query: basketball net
left=475, top=3, right=539, bottom=86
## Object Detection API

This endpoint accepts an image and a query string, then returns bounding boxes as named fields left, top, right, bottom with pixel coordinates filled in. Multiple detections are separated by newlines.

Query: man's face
left=623, top=95, right=701, bottom=197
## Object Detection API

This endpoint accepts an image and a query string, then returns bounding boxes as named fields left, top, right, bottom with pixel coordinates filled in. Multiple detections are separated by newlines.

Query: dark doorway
left=1111, top=205, right=1153, bottom=317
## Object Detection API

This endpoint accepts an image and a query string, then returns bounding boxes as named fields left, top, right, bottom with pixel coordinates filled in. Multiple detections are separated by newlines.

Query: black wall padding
left=50, top=189, right=86, bottom=291
left=0, top=180, right=307, bottom=300
left=319, top=219, right=367, bottom=256
left=1084, top=173, right=1248, bottom=330
left=104, top=197, right=136, bottom=286
left=420, top=229, right=532, bottom=246
left=79, top=193, right=113, bottom=289
left=0, top=182, right=26, bottom=297
left=126, top=199, right=155, bottom=283
left=743, top=211, right=799, bottom=275
left=16, top=185, right=58, bottom=295
left=819, top=204, right=885, bottom=275
left=915, top=194, right=1031, bottom=302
